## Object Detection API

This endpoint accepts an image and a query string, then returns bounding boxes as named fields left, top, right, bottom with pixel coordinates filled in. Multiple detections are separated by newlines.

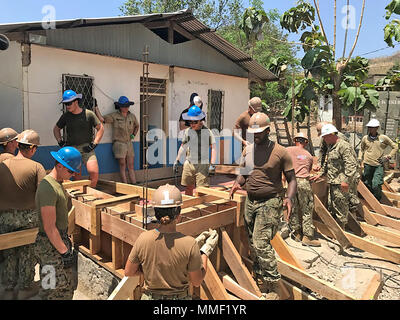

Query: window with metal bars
left=62, top=74, right=95, bottom=110
left=207, top=90, right=224, bottom=131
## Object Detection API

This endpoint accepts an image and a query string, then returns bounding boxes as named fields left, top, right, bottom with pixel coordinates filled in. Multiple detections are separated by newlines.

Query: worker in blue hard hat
left=179, top=93, right=203, bottom=131
left=174, top=105, right=216, bottom=196
left=53, top=89, right=104, bottom=188
left=94, top=96, right=139, bottom=184
left=34, top=147, right=82, bottom=300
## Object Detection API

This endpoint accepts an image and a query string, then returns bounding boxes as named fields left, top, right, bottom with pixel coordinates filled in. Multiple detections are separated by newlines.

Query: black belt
left=247, top=193, right=279, bottom=202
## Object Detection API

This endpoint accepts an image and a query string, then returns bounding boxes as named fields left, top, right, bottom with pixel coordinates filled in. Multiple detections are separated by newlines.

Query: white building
left=0, top=10, right=276, bottom=181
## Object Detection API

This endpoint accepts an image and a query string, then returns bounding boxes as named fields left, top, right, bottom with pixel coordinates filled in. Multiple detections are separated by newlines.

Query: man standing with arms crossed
left=359, top=119, right=398, bottom=201
left=53, top=90, right=104, bottom=188
left=35, top=147, right=82, bottom=300
left=95, top=96, right=139, bottom=184
left=0, top=130, right=45, bottom=300
left=229, top=112, right=297, bottom=300
left=125, top=184, right=217, bottom=300
left=0, top=128, right=19, bottom=162
left=287, top=132, right=321, bottom=247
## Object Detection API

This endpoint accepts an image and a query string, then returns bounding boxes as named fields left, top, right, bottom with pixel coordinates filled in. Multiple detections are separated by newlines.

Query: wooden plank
left=358, top=181, right=389, bottom=216
left=112, top=236, right=124, bottom=270
left=0, top=228, right=38, bottom=250
left=90, top=206, right=101, bottom=254
left=369, top=211, right=400, bottom=232
left=202, top=260, right=230, bottom=300
left=383, top=190, right=400, bottom=202
left=221, top=274, right=259, bottom=300
left=314, top=220, right=400, bottom=264
left=108, top=276, right=140, bottom=300
left=361, top=273, right=384, bottom=300
left=277, top=258, right=356, bottom=300
left=381, top=204, right=400, bottom=219
left=280, top=279, right=316, bottom=301
left=313, top=195, right=352, bottom=248
left=196, top=186, right=246, bottom=203
left=71, top=199, right=91, bottom=232
left=271, top=233, right=305, bottom=270
left=360, top=222, right=400, bottom=246
left=177, top=207, right=235, bottom=236
left=181, top=195, right=220, bottom=209
left=220, top=228, right=261, bottom=296
left=63, top=179, right=91, bottom=189
left=67, top=206, right=75, bottom=236
left=93, top=194, right=140, bottom=209
left=359, top=205, right=379, bottom=226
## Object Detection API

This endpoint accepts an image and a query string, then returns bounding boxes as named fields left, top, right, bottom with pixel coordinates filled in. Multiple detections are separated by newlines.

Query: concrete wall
left=25, top=44, right=249, bottom=174
left=0, top=41, right=23, bottom=131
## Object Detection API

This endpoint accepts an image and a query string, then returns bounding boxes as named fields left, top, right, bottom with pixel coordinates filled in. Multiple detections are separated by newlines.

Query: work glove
left=61, top=247, right=78, bottom=269
left=58, top=140, right=66, bottom=148
left=83, top=143, right=97, bottom=153
left=173, top=160, right=181, bottom=174
left=208, top=165, right=216, bottom=176
left=199, top=229, right=219, bottom=257
left=195, top=230, right=211, bottom=248
left=130, top=134, right=135, bottom=141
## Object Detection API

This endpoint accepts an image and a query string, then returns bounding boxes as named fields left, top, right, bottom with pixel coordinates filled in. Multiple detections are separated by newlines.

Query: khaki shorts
left=74, top=143, right=97, bottom=165
left=181, top=161, right=209, bottom=187
left=112, top=141, right=134, bottom=159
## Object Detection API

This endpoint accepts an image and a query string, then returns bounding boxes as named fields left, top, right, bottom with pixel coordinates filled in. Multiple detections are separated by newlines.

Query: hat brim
left=115, top=102, right=134, bottom=107
left=247, top=126, right=270, bottom=134
left=50, top=151, right=80, bottom=173
left=182, top=111, right=206, bottom=121
left=60, top=93, right=83, bottom=104
left=321, top=131, right=337, bottom=137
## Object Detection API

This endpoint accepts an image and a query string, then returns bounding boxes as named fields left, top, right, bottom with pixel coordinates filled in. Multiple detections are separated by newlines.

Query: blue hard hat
left=60, top=90, right=83, bottom=104
left=182, top=105, right=206, bottom=121
left=115, top=96, right=134, bottom=108
left=50, top=147, right=82, bottom=173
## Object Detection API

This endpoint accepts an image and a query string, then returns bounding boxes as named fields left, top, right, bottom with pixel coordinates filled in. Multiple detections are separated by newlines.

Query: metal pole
left=291, top=69, right=295, bottom=144
left=142, top=45, right=150, bottom=229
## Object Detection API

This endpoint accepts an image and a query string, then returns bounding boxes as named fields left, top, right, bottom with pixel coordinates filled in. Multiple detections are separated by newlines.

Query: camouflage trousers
left=328, top=184, right=350, bottom=225
left=244, top=196, right=283, bottom=283
left=349, top=177, right=360, bottom=212
left=34, top=232, right=77, bottom=300
left=0, top=209, right=38, bottom=290
left=290, top=178, right=315, bottom=238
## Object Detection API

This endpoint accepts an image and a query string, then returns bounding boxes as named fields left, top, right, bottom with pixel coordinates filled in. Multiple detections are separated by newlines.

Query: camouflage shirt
left=318, top=131, right=348, bottom=167
left=323, top=138, right=358, bottom=185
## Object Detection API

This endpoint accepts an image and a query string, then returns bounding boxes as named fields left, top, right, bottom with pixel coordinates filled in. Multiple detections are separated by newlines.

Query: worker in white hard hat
left=286, top=132, right=321, bottom=247
left=125, top=184, right=218, bottom=300
left=316, top=124, right=358, bottom=231
left=359, top=118, right=398, bottom=201
left=0, top=130, right=46, bottom=300
left=229, top=112, right=297, bottom=300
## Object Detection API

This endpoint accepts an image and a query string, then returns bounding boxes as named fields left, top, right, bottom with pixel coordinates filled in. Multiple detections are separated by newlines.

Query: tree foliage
left=384, top=0, right=400, bottom=47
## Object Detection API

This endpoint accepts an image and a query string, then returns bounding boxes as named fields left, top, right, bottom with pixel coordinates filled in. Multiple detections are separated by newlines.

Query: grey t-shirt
left=182, top=126, right=216, bottom=164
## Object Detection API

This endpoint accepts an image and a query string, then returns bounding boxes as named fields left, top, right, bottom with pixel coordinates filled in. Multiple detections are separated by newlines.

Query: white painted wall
left=26, top=45, right=250, bottom=147
left=0, top=41, right=23, bottom=131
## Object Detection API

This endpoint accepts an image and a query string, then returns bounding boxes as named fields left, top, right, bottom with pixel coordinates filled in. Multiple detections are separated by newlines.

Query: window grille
left=207, top=90, right=224, bottom=131
left=62, top=74, right=94, bottom=110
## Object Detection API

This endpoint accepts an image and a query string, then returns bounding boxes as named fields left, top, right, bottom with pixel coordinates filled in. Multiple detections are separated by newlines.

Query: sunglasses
left=64, top=101, right=74, bottom=107
left=189, top=121, right=200, bottom=124
left=66, top=168, right=75, bottom=174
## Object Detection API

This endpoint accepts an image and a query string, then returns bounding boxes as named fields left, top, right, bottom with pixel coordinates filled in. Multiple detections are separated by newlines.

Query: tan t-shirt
left=36, top=175, right=69, bottom=233
left=104, top=111, right=139, bottom=143
left=234, top=111, right=251, bottom=141
left=286, top=146, right=313, bottom=178
left=0, top=158, right=46, bottom=210
left=128, top=230, right=202, bottom=295
left=239, top=141, right=294, bottom=199
left=0, top=152, right=14, bottom=163
left=359, top=134, right=398, bottom=166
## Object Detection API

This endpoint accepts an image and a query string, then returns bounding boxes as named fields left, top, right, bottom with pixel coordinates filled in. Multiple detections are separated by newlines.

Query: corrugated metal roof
left=0, top=9, right=277, bottom=82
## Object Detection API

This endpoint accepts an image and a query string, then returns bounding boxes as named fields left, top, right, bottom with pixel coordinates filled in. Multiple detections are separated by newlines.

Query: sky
left=0, top=0, right=398, bottom=60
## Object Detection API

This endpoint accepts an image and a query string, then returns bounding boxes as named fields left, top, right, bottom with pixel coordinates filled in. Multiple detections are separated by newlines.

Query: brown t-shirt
left=234, top=111, right=251, bottom=141
left=128, top=230, right=202, bottom=295
left=0, top=152, right=14, bottom=163
left=286, top=146, right=313, bottom=178
left=0, top=157, right=46, bottom=210
left=239, top=140, right=294, bottom=199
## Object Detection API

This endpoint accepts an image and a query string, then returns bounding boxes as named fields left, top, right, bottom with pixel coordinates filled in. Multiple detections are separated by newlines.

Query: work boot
left=302, top=235, right=321, bottom=247
left=1, top=289, right=16, bottom=300
left=17, top=283, right=39, bottom=300
left=291, top=230, right=302, bottom=242
left=260, top=281, right=280, bottom=300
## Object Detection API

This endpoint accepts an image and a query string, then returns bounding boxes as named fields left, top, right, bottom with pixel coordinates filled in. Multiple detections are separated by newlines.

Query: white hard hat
left=366, top=119, right=380, bottom=128
left=320, top=124, right=338, bottom=137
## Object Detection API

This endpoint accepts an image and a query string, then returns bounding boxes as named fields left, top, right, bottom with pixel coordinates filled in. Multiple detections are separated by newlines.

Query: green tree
left=384, top=0, right=400, bottom=47
left=280, top=0, right=379, bottom=129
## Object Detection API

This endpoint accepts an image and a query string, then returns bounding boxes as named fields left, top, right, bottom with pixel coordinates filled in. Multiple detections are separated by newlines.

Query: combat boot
left=302, top=235, right=321, bottom=247
left=291, top=230, right=302, bottom=242
left=17, top=283, right=39, bottom=300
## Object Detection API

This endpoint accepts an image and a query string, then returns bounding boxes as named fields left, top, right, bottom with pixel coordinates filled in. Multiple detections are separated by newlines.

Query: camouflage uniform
left=244, top=197, right=283, bottom=283
left=290, top=178, right=315, bottom=237
left=323, top=138, right=358, bottom=225
left=141, top=291, right=191, bottom=300
left=0, top=209, right=38, bottom=290
left=320, top=133, right=360, bottom=213
left=34, top=231, right=77, bottom=300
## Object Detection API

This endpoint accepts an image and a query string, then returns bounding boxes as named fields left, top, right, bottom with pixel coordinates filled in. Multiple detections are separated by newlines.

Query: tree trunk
left=332, top=91, right=342, bottom=131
